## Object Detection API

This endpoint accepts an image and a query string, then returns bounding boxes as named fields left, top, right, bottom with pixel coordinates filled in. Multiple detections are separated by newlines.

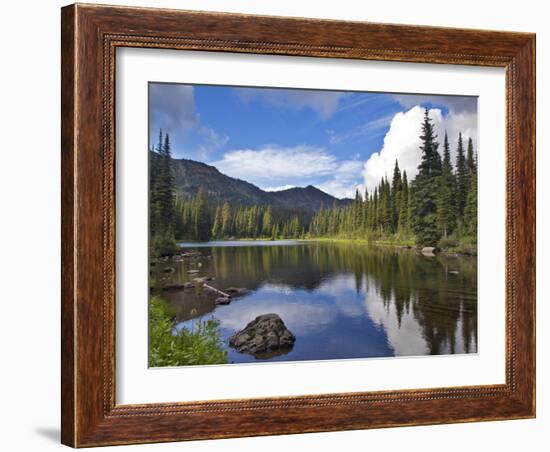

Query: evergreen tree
left=464, top=168, right=478, bottom=238
left=391, top=160, right=402, bottom=230
left=455, top=132, right=468, bottom=219
left=463, top=138, right=478, bottom=237
left=436, top=131, right=456, bottom=238
left=271, top=224, right=278, bottom=240
left=372, top=187, right=378, bottom=230
left=410, top=109, right=442, bottom=246
left=466, top=137, right=476, bottom=175
left=149, top=146, right=162, bottom=238
left=398, top=171, right=409, bottom=234
left=149, top=129, right=176, bottom=249
left=353, top=189, right=363, bottom=231
left=221, top=202, right=232, bottom=237
left=378, top=178, right=393, bottom=232
left=156, top=133, right=176, bottom=237
left=193, top=187, right=211, bottom=241
left=211, top=205, right=222, bottom=238
left=363, top=188, right=370, bottom=234
left=417, top=109, right=442, bottom=177
left=262, top=206, right=273, bottom=236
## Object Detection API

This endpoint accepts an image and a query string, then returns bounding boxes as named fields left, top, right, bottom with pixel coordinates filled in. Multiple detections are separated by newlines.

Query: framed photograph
left=61, top=3, right=536, bottom=447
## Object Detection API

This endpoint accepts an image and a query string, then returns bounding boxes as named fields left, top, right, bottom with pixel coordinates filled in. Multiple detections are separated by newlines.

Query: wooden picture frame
left=61, top=3, right=536, bottom=447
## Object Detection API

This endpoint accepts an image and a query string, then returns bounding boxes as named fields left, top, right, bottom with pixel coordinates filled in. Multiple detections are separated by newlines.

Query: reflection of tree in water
left=159, top=242, right=477, bottom=355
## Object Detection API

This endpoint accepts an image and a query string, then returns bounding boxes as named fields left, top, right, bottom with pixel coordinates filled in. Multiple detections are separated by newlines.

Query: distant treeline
left=175, top=194, right=306, bottom=242
left=149, top=109, right=477, bottom=251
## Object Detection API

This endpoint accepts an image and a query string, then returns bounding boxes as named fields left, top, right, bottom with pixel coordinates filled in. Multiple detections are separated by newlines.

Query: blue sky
left=149, top=83, right=477, bottom=198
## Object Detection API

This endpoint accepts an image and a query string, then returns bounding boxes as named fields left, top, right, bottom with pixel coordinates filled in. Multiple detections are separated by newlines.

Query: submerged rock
left=229, top=314, right=295, bottom=356
left=215, top=296, right=231, bottom=305
left=161, top=267, right=175, bottom=274
left=225, top=287, right=248, bottom=296
left=183, top=282, right=195, bottom=289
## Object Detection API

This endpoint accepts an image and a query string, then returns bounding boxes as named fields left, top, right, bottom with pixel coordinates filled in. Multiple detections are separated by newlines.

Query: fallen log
left=203, top=283, right=231, bottom=299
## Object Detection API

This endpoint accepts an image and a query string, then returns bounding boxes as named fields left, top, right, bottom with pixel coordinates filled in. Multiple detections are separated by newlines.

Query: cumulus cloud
left=234, top=87, right=346, bottom=119
left=362, top=105, right=477, bottom=192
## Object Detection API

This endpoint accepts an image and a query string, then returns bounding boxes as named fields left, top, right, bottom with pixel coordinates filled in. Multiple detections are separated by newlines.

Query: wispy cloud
left=327, top=114, right=394, bottom=145
left=234, top=87, right=347, bottom=119
left=335, top=93, right=372, bottom=113
left=196, top=124, right=229, bottom=159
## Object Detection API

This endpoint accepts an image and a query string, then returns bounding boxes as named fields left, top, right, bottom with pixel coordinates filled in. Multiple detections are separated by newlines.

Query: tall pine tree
left=391, top=160, right=402, bottom=231
left=398, top=171, right=409, bottom=235
left=410, top=109, right=442, bottom=246
left=463, top=138, right=478, bottom=238
left=455, top=132, right=468, bottom=220
left=436, top=131, right=456, bottom=238
left=193, top=187, right=211, bottom=241
left=150, top=129, right=176, bottom=249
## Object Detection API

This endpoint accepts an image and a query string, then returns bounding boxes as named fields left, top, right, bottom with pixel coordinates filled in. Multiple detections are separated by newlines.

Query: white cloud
left=234, top=88, right=346, bottom=119
left=362, top=106, right=477, bottom=192
left=214, top=145, right=338, bottom=182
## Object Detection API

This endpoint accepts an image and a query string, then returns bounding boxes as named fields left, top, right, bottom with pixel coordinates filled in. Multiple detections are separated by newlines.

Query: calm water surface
left=155, top=241, right=477, bottom=364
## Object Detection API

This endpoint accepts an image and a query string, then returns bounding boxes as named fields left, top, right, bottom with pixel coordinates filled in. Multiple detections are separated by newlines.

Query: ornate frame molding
left=61, top=4, right=535, bottom=447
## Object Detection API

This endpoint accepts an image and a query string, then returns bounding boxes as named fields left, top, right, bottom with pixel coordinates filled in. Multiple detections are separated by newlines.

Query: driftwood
left=203, top=283, right=231, bottom=299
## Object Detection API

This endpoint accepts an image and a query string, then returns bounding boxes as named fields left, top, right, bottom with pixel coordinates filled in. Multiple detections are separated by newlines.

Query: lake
left=154, top=240, right=477, bottom=364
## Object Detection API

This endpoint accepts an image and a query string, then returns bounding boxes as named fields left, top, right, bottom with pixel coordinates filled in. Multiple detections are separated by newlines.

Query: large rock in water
left=229, top=314, right=296, bottom=355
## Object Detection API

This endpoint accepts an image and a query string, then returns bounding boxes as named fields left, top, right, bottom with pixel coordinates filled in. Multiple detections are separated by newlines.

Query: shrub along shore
left=148, top=296, right=227, bottom=367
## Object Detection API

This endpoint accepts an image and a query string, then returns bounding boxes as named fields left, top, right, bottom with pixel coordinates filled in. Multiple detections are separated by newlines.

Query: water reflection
left=155, top=241, right=477, bottom=363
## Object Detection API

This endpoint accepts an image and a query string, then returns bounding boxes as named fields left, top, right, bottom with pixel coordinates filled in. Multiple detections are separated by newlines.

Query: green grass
left=439, top=235, right=477, bottom=255
left=149, top=296, right=228, bottom=367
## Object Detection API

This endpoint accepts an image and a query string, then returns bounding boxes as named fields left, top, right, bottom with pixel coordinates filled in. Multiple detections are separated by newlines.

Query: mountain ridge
left=163, top=154, right=351, bottom=212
